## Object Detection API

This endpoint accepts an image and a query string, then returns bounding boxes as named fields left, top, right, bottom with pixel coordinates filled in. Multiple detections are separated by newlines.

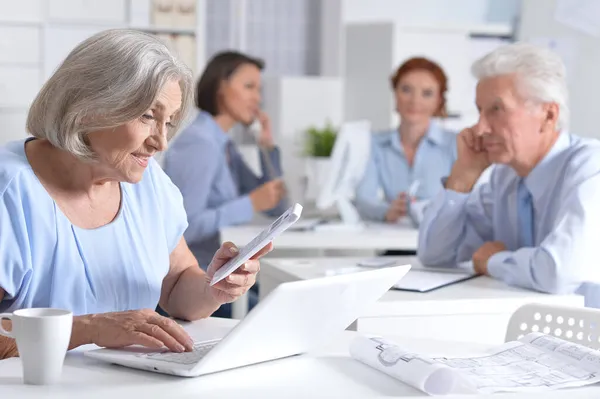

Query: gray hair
left=471, top=42, right=569, bottom=130
left=27, top=29, right=194, bottom=159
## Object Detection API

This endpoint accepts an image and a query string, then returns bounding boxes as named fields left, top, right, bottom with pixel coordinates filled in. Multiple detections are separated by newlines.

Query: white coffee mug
left=0, top=308, right=73, bottom=385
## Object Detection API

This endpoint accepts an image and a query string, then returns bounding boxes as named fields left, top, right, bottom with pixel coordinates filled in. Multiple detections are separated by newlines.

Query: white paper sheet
left=349, top=332, right=600, bottom=395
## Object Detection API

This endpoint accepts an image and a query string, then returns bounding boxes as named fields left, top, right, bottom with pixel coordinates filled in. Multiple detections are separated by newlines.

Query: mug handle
left=0, top=313, right=14, bottom=338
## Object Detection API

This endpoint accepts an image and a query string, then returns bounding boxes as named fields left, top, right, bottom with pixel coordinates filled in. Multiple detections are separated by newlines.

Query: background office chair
left=505, top=303, right=600, bottom=349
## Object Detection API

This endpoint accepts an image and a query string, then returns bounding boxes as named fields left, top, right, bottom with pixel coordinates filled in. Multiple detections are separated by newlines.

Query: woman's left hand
left=205, top=241, right=273, bottom=304
left=257, top=111, right=274, bottom=149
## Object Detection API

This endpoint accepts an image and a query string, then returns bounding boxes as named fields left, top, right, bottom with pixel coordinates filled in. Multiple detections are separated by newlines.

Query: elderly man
left=417, top=43, right=600, bottom=307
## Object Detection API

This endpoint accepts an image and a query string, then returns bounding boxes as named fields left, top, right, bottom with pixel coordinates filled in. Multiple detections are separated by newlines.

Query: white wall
left=262, top=76, right=344, bottom=204
left=0, top=0, right=44, bottom=144
left=342, top=0, right=520, bottom=26
left=0, top=0, right=207, bottom=145
left=342, top=0, right=490, bottom=25
left=486, top=0, right=521, bottom=23
left=340, top=0, right=515, bottom=132
left=319, top=0, right=344, bottom=77
left=344, top=23, right=394, bottom=131
left=517, top=0, right=600, bottom=138
left=343, top=21, right=509, bottom=131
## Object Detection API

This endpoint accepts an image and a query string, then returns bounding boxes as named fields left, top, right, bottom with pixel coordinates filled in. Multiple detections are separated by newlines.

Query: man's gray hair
left=471, top=42, right=569, bottom=130
left=27, top=29, right=194, bottom=159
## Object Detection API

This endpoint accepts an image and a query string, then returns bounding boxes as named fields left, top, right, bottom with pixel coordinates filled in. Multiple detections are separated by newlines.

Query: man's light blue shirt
left=355, top=121, right=456, bottom=221
left=163, top=111, right=287, bottom=267
left=418, top=132, right=600, bottom=307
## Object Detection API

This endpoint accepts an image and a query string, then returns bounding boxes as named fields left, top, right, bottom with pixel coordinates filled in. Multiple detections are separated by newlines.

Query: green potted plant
left=304, top=122, right=337, bottom=157
left=303, top=122, right=338, bottom=200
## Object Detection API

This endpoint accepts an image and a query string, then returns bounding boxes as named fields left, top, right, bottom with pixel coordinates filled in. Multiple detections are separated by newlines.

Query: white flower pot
left=304, top=156, right=332, bottom=201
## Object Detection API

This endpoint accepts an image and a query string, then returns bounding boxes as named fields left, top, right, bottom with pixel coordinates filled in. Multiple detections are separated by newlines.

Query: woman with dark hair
left=355, top=57, right=456, bottom=227
left=163, top=51, right=287, bottom=317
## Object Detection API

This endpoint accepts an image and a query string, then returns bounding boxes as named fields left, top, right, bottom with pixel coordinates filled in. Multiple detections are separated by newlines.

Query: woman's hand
left=81, top=309, right=195, bottom=352
left=385, top=193, right=415, bottom=223
left=205, top=241, right=272, bottom=304
left=249, top=179, right=286, bottom=212
left=256, top=111, right=275, bottom=149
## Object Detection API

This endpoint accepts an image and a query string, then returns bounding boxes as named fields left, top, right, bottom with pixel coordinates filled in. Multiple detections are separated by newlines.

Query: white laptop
left=84, top=264, right=411, bottom=377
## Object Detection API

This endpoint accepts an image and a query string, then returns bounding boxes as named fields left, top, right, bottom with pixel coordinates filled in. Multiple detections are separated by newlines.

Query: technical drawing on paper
left=350, top=333, right=600, bottom=395
left=432, top=336, right=599, bottom=390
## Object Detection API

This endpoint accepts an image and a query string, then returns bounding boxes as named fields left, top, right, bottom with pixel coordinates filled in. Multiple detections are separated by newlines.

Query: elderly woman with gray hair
left=0, top=29, right=268, bottom=360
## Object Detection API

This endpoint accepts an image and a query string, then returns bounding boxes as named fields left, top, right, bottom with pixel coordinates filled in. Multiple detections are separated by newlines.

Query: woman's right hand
left=249, top=179, right=285, bottom=212
left=385, top=193, right=414, bottom=223
left=80, top=309, right=194, bottom=353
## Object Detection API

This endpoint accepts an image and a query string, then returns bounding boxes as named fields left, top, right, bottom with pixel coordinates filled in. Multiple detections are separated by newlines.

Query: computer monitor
left=315, top=120, right=371, bottom=229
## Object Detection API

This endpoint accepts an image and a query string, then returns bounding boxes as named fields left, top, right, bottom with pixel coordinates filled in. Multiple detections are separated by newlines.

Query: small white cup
left=0, top=308, right=73, bottom=385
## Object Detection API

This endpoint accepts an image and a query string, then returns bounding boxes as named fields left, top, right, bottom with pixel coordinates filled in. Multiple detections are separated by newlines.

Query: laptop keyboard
left=137, top=339, right=220, bottom=365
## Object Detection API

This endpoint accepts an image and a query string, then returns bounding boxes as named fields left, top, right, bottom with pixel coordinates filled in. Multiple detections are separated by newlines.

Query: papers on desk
left=356, top=256, right=478, bottom=292
left=350, top=332, right=600, bottom=395
left=392, top=268, right=478, bottom=293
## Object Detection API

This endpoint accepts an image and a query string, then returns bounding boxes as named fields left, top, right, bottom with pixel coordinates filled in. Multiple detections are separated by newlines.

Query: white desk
left=223, top=221, right=419, bottom=319
left=1, top=318, right=598, bottom=398
left=259, top=256, right=585, bottom=345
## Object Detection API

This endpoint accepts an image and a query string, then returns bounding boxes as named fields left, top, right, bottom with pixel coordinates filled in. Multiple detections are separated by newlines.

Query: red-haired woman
left=355, top=57, right=456, bottom=228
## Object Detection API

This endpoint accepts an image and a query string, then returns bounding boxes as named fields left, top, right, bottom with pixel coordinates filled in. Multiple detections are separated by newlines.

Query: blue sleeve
left=164, top=139, right=254, bottom=245
left=0, top=181, right=32, bottom=301
left=148, top=160, right=188, bottom=254
left=354, top=146, right=389, bottom=221
left=417, top=178, right=495, bottom=267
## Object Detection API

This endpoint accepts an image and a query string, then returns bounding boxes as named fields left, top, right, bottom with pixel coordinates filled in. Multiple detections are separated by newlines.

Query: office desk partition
left=220, top=222, right=419, bottom=253
left=258, top=257, right=584, bottom=345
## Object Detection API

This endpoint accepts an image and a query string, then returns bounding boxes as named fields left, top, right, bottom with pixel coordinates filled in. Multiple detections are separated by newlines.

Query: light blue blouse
left=0, top=139, right=188, bottom=316
left=355, top=122, right=456, bottom=221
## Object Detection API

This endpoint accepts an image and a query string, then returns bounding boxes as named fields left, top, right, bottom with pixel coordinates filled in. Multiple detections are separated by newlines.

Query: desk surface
left=261, top=256, right=584, bottom=317
left=220, top=221, right=418, bottom=251
left=1, top=318, right=598, bottom=398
